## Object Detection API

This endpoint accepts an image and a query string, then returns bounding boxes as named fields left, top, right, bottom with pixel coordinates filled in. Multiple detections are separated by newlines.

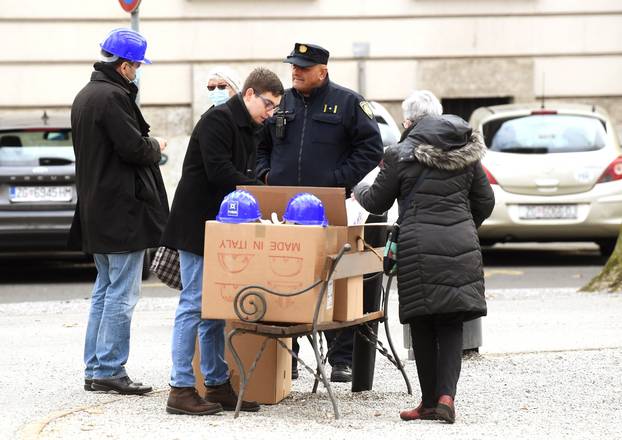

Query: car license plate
left=518, top=204, right=578, bottom=220
left=9, top=186, right=73, bottom=203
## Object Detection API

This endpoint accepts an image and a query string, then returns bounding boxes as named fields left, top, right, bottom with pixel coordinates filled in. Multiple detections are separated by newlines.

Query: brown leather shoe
left=204, top=380, right=260, bottom=412
left=399, top=402, right=437, bottom=421
left=166, top=387, right=223, bottom=416
left=436, top=395, right=456, bottom=424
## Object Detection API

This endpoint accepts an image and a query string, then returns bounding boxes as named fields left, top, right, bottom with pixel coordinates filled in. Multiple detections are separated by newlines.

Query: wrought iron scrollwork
left=234, top=289, right=267, bottom=322
left=232, top=280, right=324, bottom=323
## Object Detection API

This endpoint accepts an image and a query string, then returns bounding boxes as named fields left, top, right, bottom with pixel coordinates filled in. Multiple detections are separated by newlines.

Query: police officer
left=257, top=43, right=383, bottom=384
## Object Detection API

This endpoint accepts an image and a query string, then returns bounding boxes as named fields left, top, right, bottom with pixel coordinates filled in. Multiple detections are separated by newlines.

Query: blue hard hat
left=100, top=28, right=152, bottom=64
left=216, top=190, right=262, bottom=223
left=283, top=193, right=328, bottom=226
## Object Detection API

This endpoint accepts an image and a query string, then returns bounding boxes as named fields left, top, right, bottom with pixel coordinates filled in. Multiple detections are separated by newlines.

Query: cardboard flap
left=238, top=186, right=347, bottom=226
left=329, top=247, right=383, bottom=280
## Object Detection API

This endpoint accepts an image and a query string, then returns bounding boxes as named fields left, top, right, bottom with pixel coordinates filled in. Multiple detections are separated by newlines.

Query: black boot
left=91, top=376, right=152, bottom=395
left=330, top=364, right=352, bottom=383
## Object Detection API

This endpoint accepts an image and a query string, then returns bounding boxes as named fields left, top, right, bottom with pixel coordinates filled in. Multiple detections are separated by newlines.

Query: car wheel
left=142, top=249, right=153, bottom=280
left=597, top=240, right=617, bottom=257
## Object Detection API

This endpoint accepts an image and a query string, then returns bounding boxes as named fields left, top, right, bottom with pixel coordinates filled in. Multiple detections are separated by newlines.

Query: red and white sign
left=118, top=0, right=141, bottom=13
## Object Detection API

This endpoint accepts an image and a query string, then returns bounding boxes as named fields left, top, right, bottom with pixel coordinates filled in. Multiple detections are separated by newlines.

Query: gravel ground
left=3, top=288, right=622, bottom=439
left=37, top=349, right=622, bottom=440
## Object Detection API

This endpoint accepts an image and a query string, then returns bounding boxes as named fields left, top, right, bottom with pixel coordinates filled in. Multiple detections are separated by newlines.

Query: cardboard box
left=202, top=186, right=366, bottom=324
left=332, top=227, right=365, bottom=322
left=193, top=330, right=292, bottom=405
left=333, top=275, right=363, bottom=321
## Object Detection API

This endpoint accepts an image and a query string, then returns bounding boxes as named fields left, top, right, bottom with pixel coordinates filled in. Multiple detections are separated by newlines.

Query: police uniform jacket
left=161, top=94, right=262, bottom=256
left=68, top=62, right=169, bottom=254
left=257, top=78, right=383, bottom=190
left=353, top=115, right=495, bottom=324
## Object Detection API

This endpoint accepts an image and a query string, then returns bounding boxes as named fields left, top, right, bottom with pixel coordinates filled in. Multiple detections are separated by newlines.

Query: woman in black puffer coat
left=353, top=91, right=494, bottom=424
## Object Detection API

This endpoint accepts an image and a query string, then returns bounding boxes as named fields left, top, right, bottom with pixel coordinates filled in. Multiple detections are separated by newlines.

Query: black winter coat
left=256, top=78, right=383, bottom=191
left=354, top=115, right=495, bottom=324
left=69, top=63, right=169, bottom=254
left=161, top=94, right=262, bottom=256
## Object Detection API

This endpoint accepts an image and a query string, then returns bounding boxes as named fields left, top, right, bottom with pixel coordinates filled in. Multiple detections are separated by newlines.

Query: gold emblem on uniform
left=323, top=104, right=339, bottom=114
left=298, top=44, right=308, bottom=54
left=359, top=101, right=374, bottom=120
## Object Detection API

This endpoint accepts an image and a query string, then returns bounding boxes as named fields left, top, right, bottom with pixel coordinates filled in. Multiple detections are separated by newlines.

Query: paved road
left=0, top=243, right=608, bottom=304
left=482, top=242, right=607, bottom=290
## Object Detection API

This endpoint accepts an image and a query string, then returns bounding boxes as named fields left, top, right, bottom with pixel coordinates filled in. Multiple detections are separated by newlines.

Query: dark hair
left=242, top=68, right=284, bottom=97
left=100, top=49, right=131, bottom=67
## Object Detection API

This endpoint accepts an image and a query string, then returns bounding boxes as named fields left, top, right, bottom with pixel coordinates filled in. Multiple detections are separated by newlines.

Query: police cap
left=283, top=43, right=330, bottom=67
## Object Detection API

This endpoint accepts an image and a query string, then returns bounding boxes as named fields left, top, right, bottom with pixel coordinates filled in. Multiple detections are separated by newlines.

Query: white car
left=470, top=103, right=622, bottom=255
left=363, top=101, right=401, bottom=224
left=370, top=101, right=401, bottom=147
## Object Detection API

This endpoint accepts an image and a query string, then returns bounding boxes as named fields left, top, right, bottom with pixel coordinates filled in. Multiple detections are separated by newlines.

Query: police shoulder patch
left=359, top=101, right=374, bottom=120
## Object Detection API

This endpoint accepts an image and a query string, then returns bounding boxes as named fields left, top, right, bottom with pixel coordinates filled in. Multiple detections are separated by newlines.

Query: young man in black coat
left=162, top=68, right=284, bottom=415
left=70, top=28, right=169, bottom=395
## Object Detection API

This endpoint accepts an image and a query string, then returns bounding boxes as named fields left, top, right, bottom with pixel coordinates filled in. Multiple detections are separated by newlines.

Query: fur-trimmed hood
left=399, top=114, right=487, bottom=171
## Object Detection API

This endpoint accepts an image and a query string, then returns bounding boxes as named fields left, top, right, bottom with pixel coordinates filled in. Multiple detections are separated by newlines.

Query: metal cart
left=226, top=243, right=412, bottom=419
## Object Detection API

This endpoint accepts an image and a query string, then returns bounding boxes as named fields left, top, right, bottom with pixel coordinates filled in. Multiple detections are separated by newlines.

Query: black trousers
left=409, top=313, right=464, bottom=408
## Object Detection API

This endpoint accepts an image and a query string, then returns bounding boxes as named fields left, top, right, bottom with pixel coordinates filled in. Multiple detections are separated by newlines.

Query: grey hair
left=401, top=90, right=443, bottom=122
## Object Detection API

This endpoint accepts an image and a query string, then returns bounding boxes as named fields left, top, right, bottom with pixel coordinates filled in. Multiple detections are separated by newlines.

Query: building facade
left=1, top=0, right=621, bottom=136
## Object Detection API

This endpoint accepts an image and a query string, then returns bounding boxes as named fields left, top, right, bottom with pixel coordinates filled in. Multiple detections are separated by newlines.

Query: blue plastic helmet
left=283, top=193, right=328, bottom=226
left=100, top=28, right=152, bottom=64
left=216, top=190, right=262, bottom=223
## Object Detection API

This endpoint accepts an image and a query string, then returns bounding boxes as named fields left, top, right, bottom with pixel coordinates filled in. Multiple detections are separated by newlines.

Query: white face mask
left=120, top=63, right=141, bottom=85
left=208, top=88, right=230, bottom=106
left=131, top=68, right=141, bottom=85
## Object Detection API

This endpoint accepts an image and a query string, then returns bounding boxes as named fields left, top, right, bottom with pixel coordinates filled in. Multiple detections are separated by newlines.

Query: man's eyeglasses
left=207, top=84, right=229, bottom=91
left=255, top=93, right=279, bottom=112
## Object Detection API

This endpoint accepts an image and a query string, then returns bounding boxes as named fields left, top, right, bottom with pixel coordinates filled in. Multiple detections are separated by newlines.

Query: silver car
left=0, top=112, right=76, bottom=252
left=470, top=103, right=622, bottom=255
left=0, top=111, right=157, bottom=277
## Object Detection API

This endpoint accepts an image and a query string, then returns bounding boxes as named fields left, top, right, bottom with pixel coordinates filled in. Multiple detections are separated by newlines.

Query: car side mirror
left=159, top=153, right=168, bottom=166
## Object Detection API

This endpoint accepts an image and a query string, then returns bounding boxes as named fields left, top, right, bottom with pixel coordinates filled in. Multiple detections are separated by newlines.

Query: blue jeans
left=84, top=251, right=144, bottom=380
left=170, top=250, right=229, bottom=388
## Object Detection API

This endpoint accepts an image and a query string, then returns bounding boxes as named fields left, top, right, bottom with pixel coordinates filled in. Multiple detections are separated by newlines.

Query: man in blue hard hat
left=257, top=43, right=384, bottom=385
left=70, top=28, right=169, bottom=395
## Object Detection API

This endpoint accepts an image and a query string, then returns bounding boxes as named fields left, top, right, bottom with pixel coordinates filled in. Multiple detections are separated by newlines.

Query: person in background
left=206, top=66, right=242, bottom=107
left=256, top=42, right=383, bottom=384
left=353, top=90, right=495, bottom=423
left=162, top=67, right=284, bottom=416
left=70, top=28, right=169, bottom=395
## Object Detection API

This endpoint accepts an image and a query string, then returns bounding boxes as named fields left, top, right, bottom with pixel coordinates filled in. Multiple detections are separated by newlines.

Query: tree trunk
left=581, top=237, right=622, bottom=292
